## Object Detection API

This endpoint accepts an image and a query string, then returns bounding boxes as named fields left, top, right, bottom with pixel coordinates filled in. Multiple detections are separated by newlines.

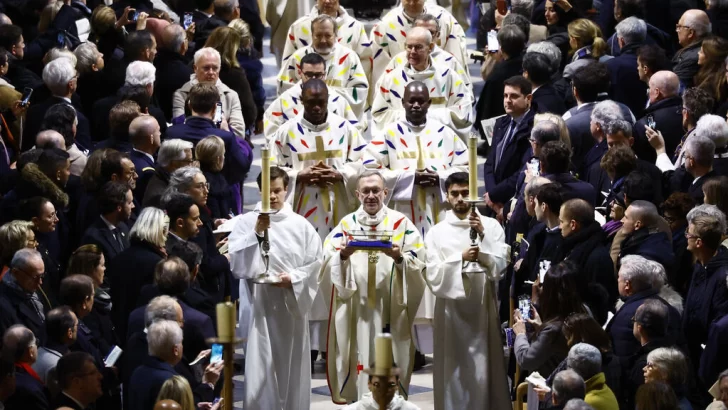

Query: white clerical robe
left=266, top=0, right=312, bottom=66
left=342, top=393, right=422, bottom=410
left=370, top=5, right=468, bottom=87
left=382, top=45, right=471, bottom=86
left=320, top=206, right=426, bottom=404
left=425, top=211, right=512, bottom=410
left=227, top=202, right=322, bottom=410
left=277, top=43, right=369, bottom=118
left=263, top=82, right=364, bottom=140
left=372, top=59, right=474, bottom=140
left=362, top=118, right=468, bottom=325
left=282, top=6, right=372, bottom=77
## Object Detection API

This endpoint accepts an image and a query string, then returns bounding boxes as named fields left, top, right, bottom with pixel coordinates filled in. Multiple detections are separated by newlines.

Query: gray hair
left=311, top=14, right=337, bottom=35
left=1, top=325, right=35, bottom=362
left=356, top=169, right=385, bottom=187
left=407, top=26, right=433, bottom=44
left=503, top=13, right=531, bottom=40
left=683, top=10, right=712, bottom=37
left=511, top=0, right=535, bottom=17
left=36, top=130, right=65, bottom=150
left=10, top=248, right=43, bottom=272
left=564, top=399, right=595, bottom=410
left=552, top=369, right=586, bottom=404
left=531, top=120, right=561, bottom=145
left=125, top=61, right=156, bottom=86
left=145, top=295, right=180, bottom=327
left=646, top=347, right=688, bottom=388
left=42, top=57, right=77, bottom=96
left=73, top=42, right=101, bottom=74
left=567, top=343, right=602, bottom=380
left=413, top=13, right=440, bottom=33
left=193, top=47, right=221, bottom=66
left=687, top=204, right=728, bottom=247
left=524, top=176, right=551, bottom=196
left=694, top=114, right=728, bottom=149
left=643, top=258, right=668, bottom=289
left=615, top=16, right=647, bottom=44
left=167, top=166, right=203, bottom=194
left=130, top=207, right=168, bottom=248
left=147, top=320, right=183, bottom=358
left=163, top=24, right=186, bottom=53
left=526, top=41, right=561, bottom=74
left=213, top=0, right=237, bottom=16
left=45, top=48, right=77, bottom=66
left=590, top=100, right=624, bottom=128
left=684, top=134, right=716, bottom=167
left=604, top=118, right=633, bottom=138
left=158, top=139, right=193, bottom=167
left=618, top=255, right=656, bottom=292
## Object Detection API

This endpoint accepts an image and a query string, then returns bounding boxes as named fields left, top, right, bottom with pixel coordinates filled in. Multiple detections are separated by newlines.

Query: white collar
left=133, top=148, right=154, bottom=162
left=100, top=215, right=117, bottom=231
left=61, top=392, right=86, bottom=409
left=195, top=9, right=212, bottom=17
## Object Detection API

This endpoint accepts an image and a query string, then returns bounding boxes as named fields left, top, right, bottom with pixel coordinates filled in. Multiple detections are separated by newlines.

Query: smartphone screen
left=214, top=102, right=223, bottom=127
left=487, top=30, right=499, bottom=53
left=128, top=10, right=138, bottom=22
left=21, top=88, right=33, bottom=107
left=183, top=13, right=193, bottom=29
left=210, top=343, right=223, bottom=364
left=647, top=115, right=656, bottom=129
left=56, top=33, right=65, bottom=48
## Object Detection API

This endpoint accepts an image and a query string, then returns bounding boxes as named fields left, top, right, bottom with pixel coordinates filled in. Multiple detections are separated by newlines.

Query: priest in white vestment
left=425, top=172, right=512, bottom=410
left=266, top=0, right=312, bottom=66
left=277, top=15, right=369, bottom=118
left=381, top=13, right=471, bottom=85
left=370, top=0, right=467, bottom=87
left=264, top=53, right=363, bottom=139
left=282, top=0, right=372, bottom=77
left=372, top=27, right=473, bottom=140
left=270, top=78, right=365, bottom=359
left=227, top=166, right=322, bottom=410
left=320, top=170, right=426, bottom=404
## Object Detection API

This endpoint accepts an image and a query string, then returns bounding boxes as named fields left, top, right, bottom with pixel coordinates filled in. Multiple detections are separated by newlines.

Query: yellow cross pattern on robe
left=296, top=135, right=344, bottom=162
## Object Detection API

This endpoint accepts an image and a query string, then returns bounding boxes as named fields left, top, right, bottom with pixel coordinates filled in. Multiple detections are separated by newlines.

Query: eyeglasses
left=645, top=362, right=655, bottom=369
left=15, top=268, right=45, bottom=281
left=681, top=105, right=691, bottom=113
left=405, top=44, right=426, bottom=52
left=685, top=231, right=701, bottom=240
left=676, top=24, right=693, bottom=31
left=195, top=182, right=210, bottom=191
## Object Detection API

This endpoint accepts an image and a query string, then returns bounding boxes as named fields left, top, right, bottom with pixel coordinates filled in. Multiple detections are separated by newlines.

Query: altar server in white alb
left=277, top=15, right=369, bottom=118
left=282, top=0, right=372, bottom=77
left=320, top=170, right=426, bottom=404
left=372, top=27, right=473, bottom=140
left=227, top=166, right=322, bottom=410
left=424, top=172, right=512, bottom=410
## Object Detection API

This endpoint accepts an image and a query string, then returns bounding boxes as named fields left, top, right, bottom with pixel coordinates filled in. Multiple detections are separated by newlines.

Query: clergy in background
left=372, top=27, right=473, bottom=140
left=276, top=15, right=369, bottom=118
left=227, top=166, right=322, bottom=410
left=320, top=170, right=426, bottom=404
left=271, top=78, right=366, bottom=363
left=424, top=172, right=512, bottom=410
left=370, top=0, right=467, bottom=86
left=381, top=14, right=471, bottom=85
left=282, top=0, right=372, bottom=77
left=263, top=53, right=362, bottom=139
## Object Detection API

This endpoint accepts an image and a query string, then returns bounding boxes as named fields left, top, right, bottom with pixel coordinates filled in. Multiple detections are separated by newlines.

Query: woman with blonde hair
left=563, top=19, right=611, bottom=78
left=229, top=18, right=264, bottom=133
left=0, top=220, right=36, bottom=278
left=196, top=136, right=234, bottom=219
left=155, top=376, right=195, bottom=410
left=204, top=27, right=256, bottom=135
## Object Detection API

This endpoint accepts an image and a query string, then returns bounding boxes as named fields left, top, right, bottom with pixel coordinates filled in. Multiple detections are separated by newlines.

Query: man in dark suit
left=195, top=0, right=263, bottom=53
left=80, top=182, right=134, bottom=262
left=1, top=325, right=50, bottom=410
left=539, top=141, right=596, bottom=205
left=129, top=115, right=161, bottom=202
left=0, top=250, right=48, bottom=346
left=681, top=135, right=720, bottom=204
left=475, top=25, right=527, bottom=138
left=523, top=51, right=566, bottom=115
left=192, top=0, right=214, bottom=28
left=0, top=25, right=44, bottom=104
left=23, top=58, right=92, bottom=152
left=605, top=17, right=649, bottom=118
left=54, top=352, right=104, bottom=410
left=633, top=71, right=683, bottom=163
left=163, top=193, right=203, bottom=253
left=155, top=25, right=194, bottom=121
left=128, top=320, right=219, bottom=410
left=483, top=75, right=537, bottom=217
left=102, top=31, right=158, bottom=98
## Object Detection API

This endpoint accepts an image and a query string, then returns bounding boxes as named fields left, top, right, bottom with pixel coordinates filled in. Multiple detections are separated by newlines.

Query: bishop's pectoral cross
left=296, top=135, right=345, bottom=216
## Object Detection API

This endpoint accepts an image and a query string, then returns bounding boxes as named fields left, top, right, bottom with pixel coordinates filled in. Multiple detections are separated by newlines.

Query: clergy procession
left=4, top=0, right=728, bottom=408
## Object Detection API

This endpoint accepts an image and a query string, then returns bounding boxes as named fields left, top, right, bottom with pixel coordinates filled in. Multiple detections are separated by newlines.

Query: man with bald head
left=35, top=130, right=65, bottom=150
left=370, top=0, right=467, bottom=86
left=154, top=24, right=194, bottom=120
left=633, top=71, right=683, bottom=163
left=619, top=200, right=675, bottom=270
left=674, top=10, right=712, bottom=88
left=129, top=115, right=162, bottom=200
left=2, top=325, right=50, bottom=410
left=372, top=26, right=474, bottom=140
left=277, top=15, right=369, bottom=117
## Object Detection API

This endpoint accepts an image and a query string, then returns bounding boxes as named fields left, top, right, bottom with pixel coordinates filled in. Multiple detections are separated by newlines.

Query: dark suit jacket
left=153, top=49, right=193, bottom=121
left=605, top=42, right=648, bottom=118
left=192, top=209, right=231, bottom=303
left=475, top=55, right=524, bottom=136
left=129, top=149, right=156, bottom=202
left=137, top=282, right=217, bottom=327
left=80, top=216, right=131, bottom=262
left=91, top=94, right=167, bottom=142
left=700, top=314, right=728, bottom=387
left=532, top=84, right=566, bottom=116
left=23, top=96, right=93, bottom=152
left=483, top=109, right=537, bottom=204
left=0, top=281, right=47, bottom=346
left=633, top=97, right=683, bottom=164
left=128, top=356, right=214, bottom=410
left=4, top=366, right=50, bottom=410
left=53, top=392, right=87, bottom=410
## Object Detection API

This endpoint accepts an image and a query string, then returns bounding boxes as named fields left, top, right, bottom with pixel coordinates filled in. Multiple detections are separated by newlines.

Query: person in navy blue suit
left=128, top=320, right=219, bottom=410
left=483, top=75, right=537, bottom=217
left=126, top=257, right=215, bottom=361
left=539, top=141, right=597, bottom=206
left=165, top=83, right=253, bottom=190
left=128, top=115, right=160, bottom=202
left=523, top=51, right=566, bottom=116
left=80, top=182, right=133, bottom=263
left=1, top=325, right=50, bottom=410
left=619, top=200, right=675, bottom=270
left=605, top=17, right=649, bottom=118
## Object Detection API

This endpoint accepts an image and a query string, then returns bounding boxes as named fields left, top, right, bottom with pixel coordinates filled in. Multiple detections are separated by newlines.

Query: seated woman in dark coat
left=195, top=135, right=236, bottom=219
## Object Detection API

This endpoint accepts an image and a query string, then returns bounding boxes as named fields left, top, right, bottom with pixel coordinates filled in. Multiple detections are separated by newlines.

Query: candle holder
left=253, top=209, right=282, bottom=284
left=462, top=199, right=486, bottom=275
left=208, top=302, right=245, bottom=410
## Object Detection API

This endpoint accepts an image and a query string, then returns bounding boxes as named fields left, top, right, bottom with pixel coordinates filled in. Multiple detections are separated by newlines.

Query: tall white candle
left=261, top=144, right=270, bottom=212
left=468, top=134, right=478, bottom=200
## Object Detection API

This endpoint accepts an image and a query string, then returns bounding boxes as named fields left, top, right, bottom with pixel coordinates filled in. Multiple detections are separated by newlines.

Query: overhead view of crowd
left=0, top=0, right=727, bottom=408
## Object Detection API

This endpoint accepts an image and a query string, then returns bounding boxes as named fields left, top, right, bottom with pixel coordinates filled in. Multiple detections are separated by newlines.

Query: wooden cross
left=296, top=135, right=344, bottom=162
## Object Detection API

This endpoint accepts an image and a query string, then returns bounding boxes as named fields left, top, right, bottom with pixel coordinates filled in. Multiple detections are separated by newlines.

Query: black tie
left=113, top=230, right=125, bottom=252
left=496, top=118, right=516, bottom=168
